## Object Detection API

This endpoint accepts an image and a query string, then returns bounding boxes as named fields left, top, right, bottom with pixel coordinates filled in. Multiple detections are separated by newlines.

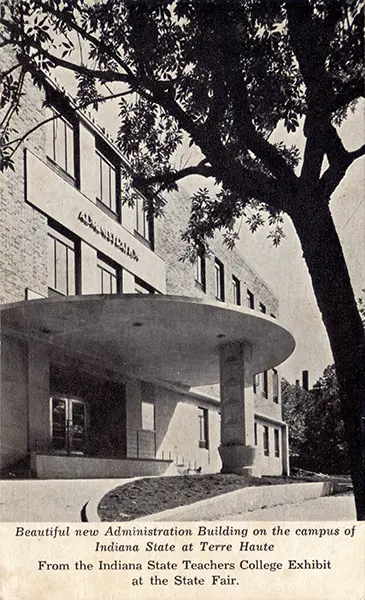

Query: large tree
left=0, top=0, right=364, bottom=518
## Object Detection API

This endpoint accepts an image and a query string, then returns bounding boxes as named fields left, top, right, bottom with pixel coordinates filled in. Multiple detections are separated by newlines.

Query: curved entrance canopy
left=1, top=294, right=295, bottom=386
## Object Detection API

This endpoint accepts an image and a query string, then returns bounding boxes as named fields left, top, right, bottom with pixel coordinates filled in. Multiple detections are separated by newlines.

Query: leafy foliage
left=282, top=366, right=350, bottom=474
left=1, top=0, right=363, bottom=245
left=281, top=379, right=310, bottom=461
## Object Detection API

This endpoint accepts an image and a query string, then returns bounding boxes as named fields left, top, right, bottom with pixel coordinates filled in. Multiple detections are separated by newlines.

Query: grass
left=97, top=470, right=351, bottom=522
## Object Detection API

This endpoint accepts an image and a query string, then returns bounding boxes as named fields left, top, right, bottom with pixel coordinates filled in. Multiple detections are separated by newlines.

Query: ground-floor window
left=254, top=422, right=258, bottom=446
left=262, top=370, right=268, bottom=398
left=50, top=396, right=87, bottom=454
left=198, top=407, right=209, bottom=449
left=272, top=369, right=279, bottom=403
left=141, top=401, right=155, bottom=431
left=274, top=428, right=280, bottom=457
left=263, top=425, right=269, bottom=456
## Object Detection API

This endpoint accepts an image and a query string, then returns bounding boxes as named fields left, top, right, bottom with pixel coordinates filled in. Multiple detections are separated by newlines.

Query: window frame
left=96, top=254, right=122, bottom=295
left=263, top=426, right=270, bottom=456
left=47, top=223, right=79, bottom=297
left=253, top=373, right=260, bottom=394
left=135, top=193, right=153, bottom=246
left=141, top=401, right=156, bottom=432
left=135, top=277, right=155, bottom=294
left=195, top=251, right=206, bottom=292
left=96, top=149, right=119, bottom=217
left=247, top=289, right=255, bottom=309
left=46, top=106, right=77, bottom=183
left=274, top=428, right=280, bottom=457
left=272, top=368, right=279, bottom=403
left=232, top=275, right=241, bottom=306
left=198, top=407, right=209, bottom=449
left=262, top=370, right=269, bottom=399
left=214, top=258, right=225, bottom=301
left=259, top=302, right=267, bottom=314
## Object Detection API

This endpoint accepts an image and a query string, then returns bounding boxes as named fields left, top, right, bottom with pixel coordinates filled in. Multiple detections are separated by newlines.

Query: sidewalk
left=0, top=478, right=132, bottom=522
left=223, top=493, right=356, bottom=520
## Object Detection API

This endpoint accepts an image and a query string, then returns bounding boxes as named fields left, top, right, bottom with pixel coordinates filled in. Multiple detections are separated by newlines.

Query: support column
left=218, top=342, right=260, bottom=477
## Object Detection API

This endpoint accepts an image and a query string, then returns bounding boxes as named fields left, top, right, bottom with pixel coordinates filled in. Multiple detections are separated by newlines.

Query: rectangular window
left=46, top=107, right=75, bottom=178
left=247, top=289, right=254, bottom=309
left=232, top=276, right=241, bottom=305
left=263, top=426, right=269, bottom=456
left=96, top=150, right=117, bottom=214
left=198, top=407, right=209, bottom=449
left=214, top=259, right=225, bottom=301
left=135, top=277, right=155, bottom=294
left=274, top=428, right=280, bottom=457
left=259, top=302, right=267, bottom=314
left=253, top=373, right=260, bottom=394
left=263, top=371, right=268, bottom=399
left=97, top=255, right=121, bottom=294
left=141, top=402, right=155, bottom=431
left=48, top=225, right=78, bottom=297
left=254, top=422, right=258, bottom=446
left=272, top=369, right=279, bottom=403
left=195, top=251, right=206, bottom=292
left=135, top=194, right=152, bottom=243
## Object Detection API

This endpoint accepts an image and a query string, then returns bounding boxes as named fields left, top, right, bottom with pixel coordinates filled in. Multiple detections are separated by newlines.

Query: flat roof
left=0, top=295, right=295, bottom=386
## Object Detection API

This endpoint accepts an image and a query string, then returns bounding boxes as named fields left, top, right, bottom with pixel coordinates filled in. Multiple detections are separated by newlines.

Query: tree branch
left=133, top=162, right=214, bottom=187
left=319, top=141, right=365, bottom=199
left=1, top=90, right=132, bottom=159
left=0, top=22, right=132, bottom=86
left=35, top=3, right=137, bottom=81
left=349, top=144, right=365, bottom=162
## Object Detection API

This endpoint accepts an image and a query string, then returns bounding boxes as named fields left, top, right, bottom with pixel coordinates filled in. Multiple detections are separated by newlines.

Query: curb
left=83, top=480, right=348, bottom=522
left=83, top=477, right=143, bottom=522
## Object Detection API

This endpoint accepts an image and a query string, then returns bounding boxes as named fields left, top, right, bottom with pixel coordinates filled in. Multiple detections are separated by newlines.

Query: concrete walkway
left=223, top=493, right=356, bottom=520
left=0, top=479, right=132, bottom=522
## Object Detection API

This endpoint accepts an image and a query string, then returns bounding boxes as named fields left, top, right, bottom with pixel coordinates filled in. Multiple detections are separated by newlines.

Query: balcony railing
left=127, top=429, right=156, bottom=459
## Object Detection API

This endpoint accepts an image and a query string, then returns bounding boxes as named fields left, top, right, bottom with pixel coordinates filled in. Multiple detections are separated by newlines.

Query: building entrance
left=50, top=396, right=87, bottom=455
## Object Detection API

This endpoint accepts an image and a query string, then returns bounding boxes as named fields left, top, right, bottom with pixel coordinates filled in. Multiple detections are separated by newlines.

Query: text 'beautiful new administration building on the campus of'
left=0, top=47, right=295, bottom=480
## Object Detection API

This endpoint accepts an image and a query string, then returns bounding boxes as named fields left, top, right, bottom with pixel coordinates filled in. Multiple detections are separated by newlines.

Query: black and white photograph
left=0, top=0, right=364, bottom=598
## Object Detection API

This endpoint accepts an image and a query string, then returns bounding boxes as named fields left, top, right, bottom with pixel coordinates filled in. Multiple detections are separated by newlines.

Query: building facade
left=0, top=50, right=294, bottom=479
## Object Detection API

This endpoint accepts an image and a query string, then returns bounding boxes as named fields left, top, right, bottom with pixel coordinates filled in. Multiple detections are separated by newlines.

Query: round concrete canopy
left=1, top=294, right=295, bottom=386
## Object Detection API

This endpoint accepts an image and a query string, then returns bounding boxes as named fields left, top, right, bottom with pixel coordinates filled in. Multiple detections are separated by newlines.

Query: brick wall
left=0, top=48, right=48, bottom=305
left=154, top=186, right=279, bottom=316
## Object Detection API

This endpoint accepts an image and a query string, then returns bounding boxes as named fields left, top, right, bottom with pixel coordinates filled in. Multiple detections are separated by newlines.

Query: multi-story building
left=0, top=49, right=295, bottom=479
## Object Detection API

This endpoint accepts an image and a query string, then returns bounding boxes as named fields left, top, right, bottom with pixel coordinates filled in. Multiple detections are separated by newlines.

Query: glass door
left=69, top=399, right=86, bottom=454
left=50, top=396, right=87, bottom=455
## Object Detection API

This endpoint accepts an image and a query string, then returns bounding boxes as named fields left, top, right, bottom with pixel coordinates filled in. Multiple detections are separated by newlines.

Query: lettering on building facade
left=78, top=211, right=139, bottom=262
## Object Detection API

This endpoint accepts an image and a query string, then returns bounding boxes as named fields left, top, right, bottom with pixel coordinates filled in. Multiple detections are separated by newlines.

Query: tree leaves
left=282, top=366, right=349, bottom=474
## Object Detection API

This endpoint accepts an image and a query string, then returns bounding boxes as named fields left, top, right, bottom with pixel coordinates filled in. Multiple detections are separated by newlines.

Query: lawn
left=97, top=470, right=349, bottom=522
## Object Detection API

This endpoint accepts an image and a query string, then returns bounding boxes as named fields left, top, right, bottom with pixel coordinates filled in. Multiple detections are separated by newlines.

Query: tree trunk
left=290, top=197, right=365, bottom=520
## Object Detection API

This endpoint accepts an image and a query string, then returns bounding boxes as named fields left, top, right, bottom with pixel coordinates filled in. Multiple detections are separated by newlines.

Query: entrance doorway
left=50, top=396, right=87, bottom=454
